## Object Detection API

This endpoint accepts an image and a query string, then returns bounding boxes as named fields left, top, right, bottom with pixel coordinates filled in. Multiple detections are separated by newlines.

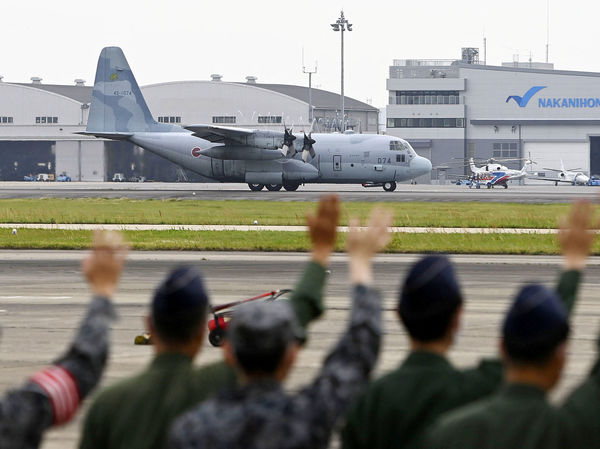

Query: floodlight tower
left=331, top=10, right=352, bottom=131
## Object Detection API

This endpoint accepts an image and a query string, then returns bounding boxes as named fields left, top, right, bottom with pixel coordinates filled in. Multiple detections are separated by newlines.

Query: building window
left=258, top=115, right=282, bottom=124
left=389, top=90, right=460, bottom=105
left=0, top=116, right=13, bottom=124
left=387, top=118, right=464, bottom=128
left=212, top=116, right=236, bottom=124
left=493, top=142, right=518, bottom=158
left=35, top=116, right=58, bottom=124
left=158, top=116, right=181, bottom=123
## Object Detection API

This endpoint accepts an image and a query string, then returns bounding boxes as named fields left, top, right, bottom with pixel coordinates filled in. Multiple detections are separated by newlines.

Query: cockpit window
left=390, top=141, right=403, bottom=151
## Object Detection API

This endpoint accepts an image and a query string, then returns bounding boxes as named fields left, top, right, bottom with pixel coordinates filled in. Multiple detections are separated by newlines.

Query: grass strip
left=0, top=199, right=573, bottom=229
left=1, top=229, right=598, bottom=255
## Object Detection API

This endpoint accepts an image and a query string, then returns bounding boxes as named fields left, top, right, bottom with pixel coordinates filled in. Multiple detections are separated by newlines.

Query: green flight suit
left=425, top=270, right=586, bottom=449
left=341, top=270, right=580, bottom=449
left=79, top=261, right=327, bottom=449
left=426, top=383, right=579, bottom=449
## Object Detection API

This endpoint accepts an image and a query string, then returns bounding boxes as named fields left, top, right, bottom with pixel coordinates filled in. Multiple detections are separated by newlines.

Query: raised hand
left=347, top=207, right=394, bottom=285
left=82, top=230, right=129, bottom=298
left=559, top=200, right=598, bottom=271
left=306, top=195, right=340, bottom=266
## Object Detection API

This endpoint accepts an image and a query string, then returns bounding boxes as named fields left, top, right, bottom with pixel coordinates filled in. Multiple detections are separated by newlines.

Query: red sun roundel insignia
left=191, top=147, right=202, bottom=158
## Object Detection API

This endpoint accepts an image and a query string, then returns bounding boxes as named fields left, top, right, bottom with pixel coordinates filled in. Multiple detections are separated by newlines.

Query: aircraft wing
left=184, top=124, right=258, bottom=143
left=527, top=176, right=573, bottom=183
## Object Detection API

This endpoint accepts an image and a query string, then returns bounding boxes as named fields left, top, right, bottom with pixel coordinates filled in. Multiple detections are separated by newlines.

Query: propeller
left=301, top=132, right=316, bottom=162
left=281, top=126, right=297, bottom=157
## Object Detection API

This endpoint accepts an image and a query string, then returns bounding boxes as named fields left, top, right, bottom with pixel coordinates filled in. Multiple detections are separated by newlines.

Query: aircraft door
left=211, top=158, right=224, bottom=179
left=333, top=155, right=342, bottom=171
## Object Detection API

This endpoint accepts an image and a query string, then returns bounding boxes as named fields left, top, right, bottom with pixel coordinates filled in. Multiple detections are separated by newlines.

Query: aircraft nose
left=412, top=156, right=432, bottom=175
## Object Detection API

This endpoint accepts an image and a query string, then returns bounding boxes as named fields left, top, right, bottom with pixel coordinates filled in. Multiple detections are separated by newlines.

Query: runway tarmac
left=0, top=181, right=596, bottom=203
left=1, top=251, right=599, bottom=448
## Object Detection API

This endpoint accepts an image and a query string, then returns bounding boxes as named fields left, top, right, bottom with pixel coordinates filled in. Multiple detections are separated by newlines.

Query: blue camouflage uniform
left=0, top=295, right=115, bottom=449
left=168, top=284, right=382, bottom=449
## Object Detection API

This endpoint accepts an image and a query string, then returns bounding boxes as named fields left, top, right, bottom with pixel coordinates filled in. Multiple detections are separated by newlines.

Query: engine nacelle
left=200, top=146, right=282, bottom=160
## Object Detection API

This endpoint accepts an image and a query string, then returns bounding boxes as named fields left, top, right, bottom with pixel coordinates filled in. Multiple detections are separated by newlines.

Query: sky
left=1, top=0, right=600, bottom=107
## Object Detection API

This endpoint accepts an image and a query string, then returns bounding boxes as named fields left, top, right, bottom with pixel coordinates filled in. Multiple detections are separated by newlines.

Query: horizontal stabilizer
left=76, top=131, right=133, bottom=140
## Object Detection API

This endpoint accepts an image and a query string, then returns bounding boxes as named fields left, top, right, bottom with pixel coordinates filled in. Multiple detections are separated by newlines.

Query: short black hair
left=398, top=255, right=463, bottom=342
left=233, top=329, right=288, bottom=375
left=152, top=307, right=207, bottom=344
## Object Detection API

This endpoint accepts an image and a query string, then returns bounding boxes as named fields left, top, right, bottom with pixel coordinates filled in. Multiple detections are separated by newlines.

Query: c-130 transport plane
left=80, top=47, right=432, bottom=191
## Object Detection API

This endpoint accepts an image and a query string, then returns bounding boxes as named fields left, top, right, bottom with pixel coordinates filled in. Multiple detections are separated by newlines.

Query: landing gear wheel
left=283, top=182, right=300, bottom=192
left=208, top=328, right=225, bottom=347
left=248, top=183, right=265, bottom=191
left=503, top=184, right=508, bottom=189
left=383, top=181, right=397, bottom=192
left=266, top=184, right=282, bottom=191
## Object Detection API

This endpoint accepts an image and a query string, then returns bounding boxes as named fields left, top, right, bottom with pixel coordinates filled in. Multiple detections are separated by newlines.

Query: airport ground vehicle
left=207, top=289, right=292, bottom=346
left=112, top=173, right=125, bottom=182
left=23, top=174, right=36, bottom=181
left=56, top=173, right=71, bottom=182
left=588, top=176, right=600, bottom=186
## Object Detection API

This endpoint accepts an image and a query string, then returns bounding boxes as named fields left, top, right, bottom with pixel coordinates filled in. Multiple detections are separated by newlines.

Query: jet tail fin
left=86, top=47, right=173, bottom=134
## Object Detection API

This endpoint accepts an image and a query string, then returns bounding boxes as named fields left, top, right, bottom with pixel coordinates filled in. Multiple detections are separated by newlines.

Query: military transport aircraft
left=79, top=47, right=431, bottom=192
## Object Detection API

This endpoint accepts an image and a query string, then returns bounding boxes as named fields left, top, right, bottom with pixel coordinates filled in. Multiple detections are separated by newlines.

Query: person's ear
left=222, top=340, right=237, bottom=368
left=145, top=316, right=154, bottom=334
left=277, top=343, right=300, bottom=380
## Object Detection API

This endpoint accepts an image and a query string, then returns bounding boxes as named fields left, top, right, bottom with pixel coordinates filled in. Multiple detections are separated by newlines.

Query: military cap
left=503, top=284, right=569, bottom=362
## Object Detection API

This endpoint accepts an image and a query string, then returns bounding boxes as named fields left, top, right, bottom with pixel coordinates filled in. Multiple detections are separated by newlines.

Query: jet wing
left=527, top=177, right=573, bottom=183
left=184, top=124, right=257, bottom=144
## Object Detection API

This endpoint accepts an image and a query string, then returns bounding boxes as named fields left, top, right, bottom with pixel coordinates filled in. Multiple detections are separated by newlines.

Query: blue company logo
left=506, top=86, right=547, bottom=107
left=507, top=86, right=600, bottom=108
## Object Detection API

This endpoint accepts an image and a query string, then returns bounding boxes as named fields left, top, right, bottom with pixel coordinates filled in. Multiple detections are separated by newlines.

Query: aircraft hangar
left=387, top=48, right=600, bottom=182
left=0, top=75, right=377, bottom=181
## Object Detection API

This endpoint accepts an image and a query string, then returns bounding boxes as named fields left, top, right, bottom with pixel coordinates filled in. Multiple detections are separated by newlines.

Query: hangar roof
left=11, top=80, right=377, bottom=112
left=13, top=83, right=93, bottom=104
left=244, top=83, right=377, bottom=111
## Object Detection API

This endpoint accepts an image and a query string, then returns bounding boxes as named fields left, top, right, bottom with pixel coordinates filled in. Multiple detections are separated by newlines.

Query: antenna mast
left=546, top=0, right=550, bottom=63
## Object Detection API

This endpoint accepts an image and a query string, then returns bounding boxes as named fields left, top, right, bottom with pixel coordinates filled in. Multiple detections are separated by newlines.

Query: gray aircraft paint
left=83, top=47, right=431, bottom=187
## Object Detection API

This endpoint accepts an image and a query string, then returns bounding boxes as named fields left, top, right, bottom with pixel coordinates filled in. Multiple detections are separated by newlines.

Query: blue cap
left=400, top=255, right=462, bottom=316
left=398, top=255, right=463, bottom=341
left=503, top=284, right=569, bottom=362
left=151, top=266, right=209, bottom=341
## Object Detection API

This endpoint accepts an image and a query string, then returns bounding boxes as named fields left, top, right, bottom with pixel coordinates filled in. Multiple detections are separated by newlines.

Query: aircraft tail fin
left=86, top=47, right=173, bottom=134
left=560, top=159, right=566, bottom=173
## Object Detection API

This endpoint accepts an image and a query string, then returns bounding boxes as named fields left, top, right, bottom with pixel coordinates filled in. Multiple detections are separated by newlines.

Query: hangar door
left=523, top=142, right=589, bottom=175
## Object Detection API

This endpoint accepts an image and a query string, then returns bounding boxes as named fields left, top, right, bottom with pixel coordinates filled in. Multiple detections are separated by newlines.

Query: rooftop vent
left=211, top=74, right=223, bottom=82
left=74, top=79, right=86, bottom=86
left=30, top=77, right=43, bottom=84
left=246, top=76, right=258, bottom=84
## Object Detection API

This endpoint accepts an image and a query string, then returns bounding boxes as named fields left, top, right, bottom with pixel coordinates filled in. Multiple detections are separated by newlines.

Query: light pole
left=302, top=53, right=317, bottom=125
left=331, top=10, right=352, bottom=131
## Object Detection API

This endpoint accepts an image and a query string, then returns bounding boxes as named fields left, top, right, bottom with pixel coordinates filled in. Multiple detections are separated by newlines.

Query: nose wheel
left=383, top=181, right=397, bottom=192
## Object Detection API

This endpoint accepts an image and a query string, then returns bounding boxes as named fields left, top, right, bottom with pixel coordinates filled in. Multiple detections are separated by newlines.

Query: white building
left=387, top=48, right=600, bottom=182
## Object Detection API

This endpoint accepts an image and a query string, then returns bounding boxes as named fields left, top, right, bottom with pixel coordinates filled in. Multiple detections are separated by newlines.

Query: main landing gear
left=383, top=181, right=397, bottom=192
left=247, top=182, right=300, bottom=192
